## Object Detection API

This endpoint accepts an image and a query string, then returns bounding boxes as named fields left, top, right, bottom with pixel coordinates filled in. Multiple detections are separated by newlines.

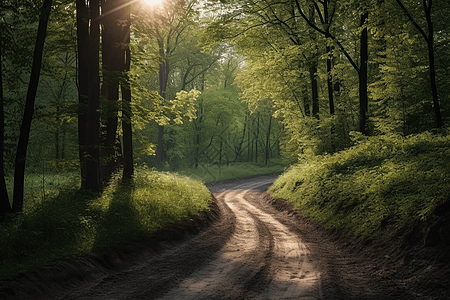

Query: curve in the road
left=160, top=177, right=322, bottom=300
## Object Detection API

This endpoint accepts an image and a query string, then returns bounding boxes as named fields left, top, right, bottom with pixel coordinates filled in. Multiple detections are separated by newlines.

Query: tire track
left=2, top=175, right=321, bottom=300
left=159, top=178, right=321, bottom=300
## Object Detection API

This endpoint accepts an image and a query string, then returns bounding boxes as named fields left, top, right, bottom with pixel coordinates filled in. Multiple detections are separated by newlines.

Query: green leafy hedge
left=270, top=132, right=450, bottom=237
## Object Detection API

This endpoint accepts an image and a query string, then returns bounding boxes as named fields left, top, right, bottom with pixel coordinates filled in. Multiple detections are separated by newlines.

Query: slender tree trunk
left=265, top=114, right=272, bottom=165
left=102, top=0, right=122, bottom=182
left=394, top=0, right=443, bottom=128
left=85, top=0, right=102, bottom=192
left=121, top=7, right=133, bottom=182
left=323, top=0, right=335, bottom=116
left=76, top=0, right=89, bottom=189
left=247, top=114, right=251, bottom=161
left=425, top=6, right=442, bottom=128
left=326, top=43, right=335, bottom=115
left=234, top=113, right=247, bottom=162
left=12, top=0, right=53, bottom=212
left=155, top=41, right=169, bottom=167
left=255, top=114, right=259, bottom=163
left=0, top=42, right=11, bottom=218
left=219, top=140, right=222, bottom=166
left=194, top=97, right=203, bottom=168
left=310, top=61, right=319, bottom=119
left=359, top=12, right=369, bottom=135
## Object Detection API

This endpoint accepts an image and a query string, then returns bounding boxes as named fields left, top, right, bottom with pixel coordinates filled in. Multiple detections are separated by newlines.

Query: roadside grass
left=179, top=159, right=288, bottom=183
left=270, top=132, right=450, bottom=237
left=0, top=166, right=211, bottom=280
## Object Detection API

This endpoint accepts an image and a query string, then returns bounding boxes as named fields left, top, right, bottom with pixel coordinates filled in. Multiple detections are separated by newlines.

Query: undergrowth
left=0, top=166, right=211, bottom=280
left=270, top=132, right=450, bottom=237
left=180, top=160, right=287, bottom=183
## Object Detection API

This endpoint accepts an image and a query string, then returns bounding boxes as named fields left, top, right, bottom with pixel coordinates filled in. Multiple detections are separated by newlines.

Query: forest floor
left=1, top=175, right=449, bottom=299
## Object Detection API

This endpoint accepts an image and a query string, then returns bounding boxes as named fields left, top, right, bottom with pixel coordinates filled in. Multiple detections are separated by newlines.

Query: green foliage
left=180, top=160, right=287, bottom=183
left=270, top=132, right=450, bottom=237
left=0, top=167, right=211, bottom=279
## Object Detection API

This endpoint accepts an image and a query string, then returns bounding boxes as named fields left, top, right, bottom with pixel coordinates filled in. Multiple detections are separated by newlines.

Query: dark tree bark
left=310, top=61, right=319, bottom=119
left=85, top=0, right=102, bottom=192
left=0, top=42, right=11, bottom=218
left=326, top=42, right=335, bottom=115
left=155, top=40, right=170, bottom=167
left=247, top=114, right=252, bottom=161
left=234, top=112, right=247, bottom=163
left=76, top=0, right=89, bottom=189
left=308, top=6, right=320, bottom=120
left=193, top=94, right=204, bottom=168
left=423, top=0, right=442, bottom=128
left=359, top=12, right=369, bottom=134
left=121, top=5, right=133, bottom=183
left=255, top=114, right=259, bottom=163
left=294, top=0, right=369, bottom=134
left=101, top=0, right=122, bottom=181
left=12, top=0, right=53, bottom=212
left=265, top=114, right=272, bottom=165
left=394, top=0, right=442, bottom=128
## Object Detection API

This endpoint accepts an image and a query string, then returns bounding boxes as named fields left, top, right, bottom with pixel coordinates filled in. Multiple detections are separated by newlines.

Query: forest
left=1, top=0, right=450, bottom=281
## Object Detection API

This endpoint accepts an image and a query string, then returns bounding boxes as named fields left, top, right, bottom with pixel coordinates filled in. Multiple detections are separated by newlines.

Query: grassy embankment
left=0, top=167, right=211, bottom=280
left=180, top=159, right=287, bottom=183
left=0, top=161, right=287, bottom=280
left=270, top=132, right=450, bottom=238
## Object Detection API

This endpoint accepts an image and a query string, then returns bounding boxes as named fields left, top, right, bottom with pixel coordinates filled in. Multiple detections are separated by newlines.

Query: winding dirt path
left=160, top=177, right=321, bottom=300
left=60, top=175, right=321, bottom=300
left=4, top=174, right=428, bottom=300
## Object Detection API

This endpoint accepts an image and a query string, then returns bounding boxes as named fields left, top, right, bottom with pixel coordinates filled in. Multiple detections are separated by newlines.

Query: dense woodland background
left=1, top=0, right=449, bottom=215
left=1, top=0, right=450, bottom=282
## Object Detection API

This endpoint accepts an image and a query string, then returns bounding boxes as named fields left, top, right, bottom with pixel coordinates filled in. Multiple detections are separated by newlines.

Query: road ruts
left=2, top=175, right=322, bottom=300
left=159, top=176, right=322, bottom=300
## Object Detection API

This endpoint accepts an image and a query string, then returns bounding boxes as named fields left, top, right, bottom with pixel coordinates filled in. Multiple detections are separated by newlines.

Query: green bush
left=179, top=160, right=288, bottom=183
left=0, top=166, right=211, bottom=279
left=270, top=132, right=450, bottom=237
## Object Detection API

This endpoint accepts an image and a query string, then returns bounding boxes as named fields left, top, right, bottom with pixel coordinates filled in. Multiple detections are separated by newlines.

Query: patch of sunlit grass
left=270, top=132, right=450, bottom=237
left=179, top=159, right=288, bottom=183
left=0, top=166, right=211, bottom=279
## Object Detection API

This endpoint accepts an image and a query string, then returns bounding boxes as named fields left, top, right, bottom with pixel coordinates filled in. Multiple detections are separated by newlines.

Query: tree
left=12, top=0, right=53, bottom=212
left=0, top=35, right=11, bottom=218
left=133, top=0, right=198, bottom=167
left=76, top=0, right=89, bottom=189
left=394, top=0, right=443, bottom=128
left=120, top=3, right=133, bottom=182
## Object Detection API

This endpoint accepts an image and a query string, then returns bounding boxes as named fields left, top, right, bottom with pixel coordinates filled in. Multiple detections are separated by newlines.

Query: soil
left=1, top=174, right=449, bottom=299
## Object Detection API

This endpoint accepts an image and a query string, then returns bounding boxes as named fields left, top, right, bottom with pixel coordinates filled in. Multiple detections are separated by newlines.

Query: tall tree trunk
left=326, top=43, right=335, bottom=115
left=76, top=0, right=89, bottom=189
left=394, top=0, right=443, bottom=128
left=102, top=0, right=121, bottom=182
left=310, top=61, right=319, bottom=119
left=359, top=12, right=369, bottom=135
left=85, top=0, right=102, bottom=192
left=265, top=114, right=272, bottom=165
left=12, top=0, right=53, bottom=212
left=234, top=112, right=247, bottom=163
left=0, top=42, right=11, bottom=218
left=255, top=114, right=259, bottom=163
left=219, top=140, right=222, bottom=166
left=193, top=96, right=203, bottom=168
left=155, top=40, right=169, bottom=167
left=248, top=114, right=252, bottom=162
left=121, top=6, right=133, bottom=182
left=425, top=4, right=442, bottom=128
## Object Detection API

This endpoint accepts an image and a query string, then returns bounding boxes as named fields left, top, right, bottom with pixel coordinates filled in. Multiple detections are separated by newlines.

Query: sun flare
left=143, top=0, right=163, bottom=6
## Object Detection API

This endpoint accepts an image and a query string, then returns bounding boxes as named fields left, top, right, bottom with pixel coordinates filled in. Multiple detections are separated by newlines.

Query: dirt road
left=3, top=175, right=445, bottom=299
left=160, top=176, right=321, bottom=300
left=60, top=175, right=321, bottom=300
